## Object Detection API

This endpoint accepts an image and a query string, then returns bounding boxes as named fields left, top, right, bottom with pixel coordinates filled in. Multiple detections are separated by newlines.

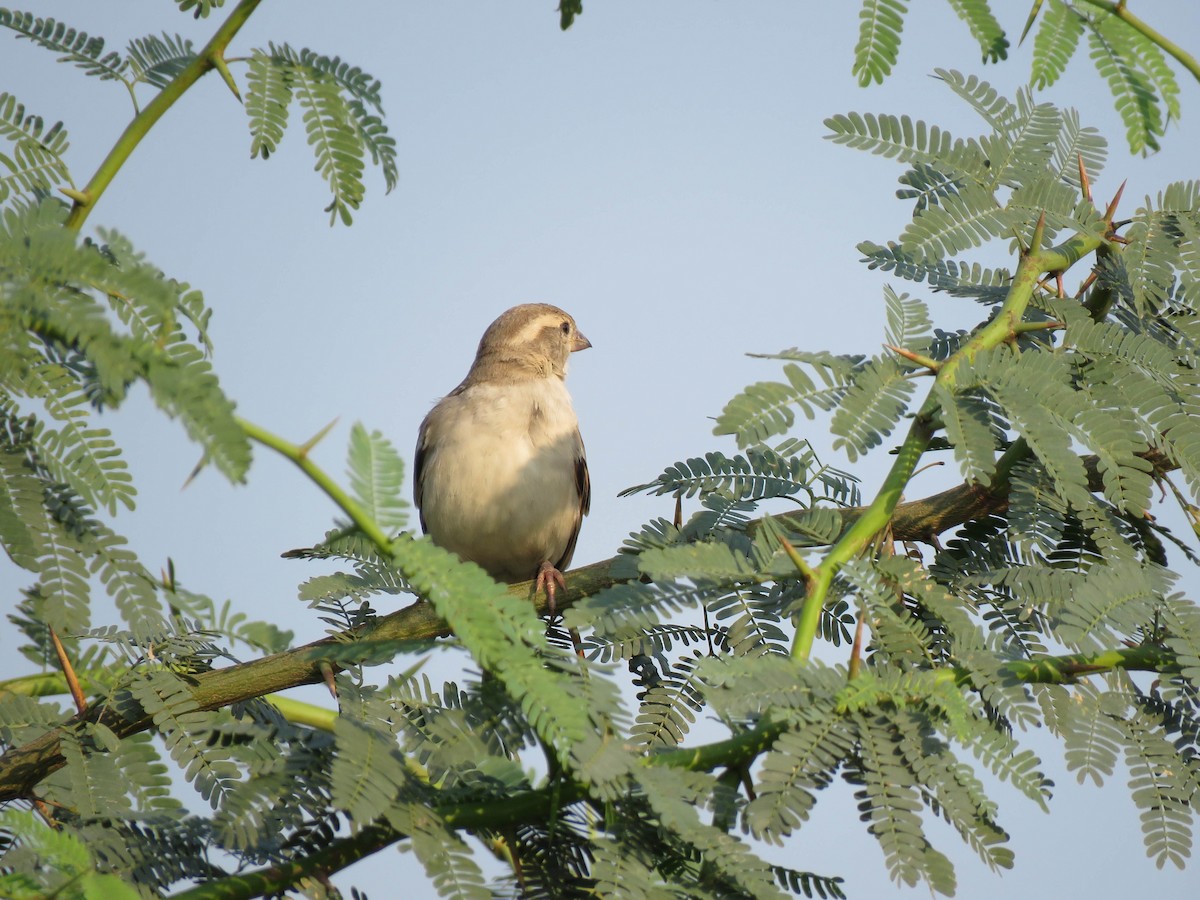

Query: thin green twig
left=236, top=416, right=393, bottom=555
left=789, top=222, right=1108, bottom=661
left=63, top=0, right=264, bottom=231
left=1083, top=0, right=1200, bottom=83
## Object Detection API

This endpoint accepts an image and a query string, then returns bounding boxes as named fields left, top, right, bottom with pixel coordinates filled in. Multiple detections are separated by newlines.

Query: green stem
left=938, top=644, right=1177, bottom=686
left=1083, top=0, right=1200, bottom=84
left=63, top=0, right=264, bottom=231
left=790, top=228, right=1105, bottom=661
left=0, top=672, right=89, bottom=698
left=653, top=644, right=1177, bottom=776
left=264, top=693, right=337, bottom=731
left=236, top=417, right=393, bottom=555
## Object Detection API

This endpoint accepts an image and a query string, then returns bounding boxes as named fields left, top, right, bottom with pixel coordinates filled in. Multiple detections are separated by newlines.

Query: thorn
left=737, top=765, right=757, bottom=802
left=910, top=460, right=945, bottom=480
left=1011, top=222, right=1029, bottom=255
left=1019, top=0, right=1045, bottom=47
left=31, top=797, right=57, bottom=825
left=1103, top=180, right=1128, bottom=223
left=1035, top=272, right=1065, bottom=298
left=1014, top=320, right=1065, bottom=334
left=1029, top=211, right=1047, bottom=254
left=1077, top=153, right=1092, bottom=202
left=181, top=452, right=209, bottom=490
left=210, top=52, right=242, bottom=103
left=1075, top=270, right=1098, bottom=298
left=319, top=661, right=338, bottom=699
left=50, top=628, right=88, bottom=715
left=779, top=536, right=815, bottom=582
left=299, top=418, right=340, bottom=458
left=59, top=187, right=91, bottom=205
left=1012, top=320, right=1066, bottom=340
left=568, top=626, right=585, bottom=659
left=847, top=611, right=866, bottom=680
left=883, top=343, right=939, bottom=372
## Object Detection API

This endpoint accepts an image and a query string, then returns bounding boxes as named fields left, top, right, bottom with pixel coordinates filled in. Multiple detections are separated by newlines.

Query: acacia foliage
left=852, top=0, right=1184, bottom=155
left=565, top=0, right=1194, bottom=154
left=1, top=5, right=1200, bottom=900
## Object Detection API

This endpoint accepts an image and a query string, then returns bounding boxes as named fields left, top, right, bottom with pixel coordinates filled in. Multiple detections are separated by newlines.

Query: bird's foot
left=535, top=561, right=567, bottom=617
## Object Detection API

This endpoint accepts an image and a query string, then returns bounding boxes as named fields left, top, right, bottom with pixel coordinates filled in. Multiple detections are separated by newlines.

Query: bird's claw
left=536, top=561, right=567, bottom=618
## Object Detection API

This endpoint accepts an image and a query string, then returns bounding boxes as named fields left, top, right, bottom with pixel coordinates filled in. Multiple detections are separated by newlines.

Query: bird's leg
left=535, top=560, right=567, bottom=617
left=536, top=562, right=585, bottom=659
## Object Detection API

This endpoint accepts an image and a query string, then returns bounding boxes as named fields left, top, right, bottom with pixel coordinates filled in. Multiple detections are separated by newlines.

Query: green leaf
left=629, top=650, right=706, bottom=749
left=346, top=422, right=409, bottom=532
left=1118, top=708, right=1198, bottom=868
left=390, top=535, right=632, bottom=785
left=0, top=92, right=72, bottom=208
left=409, top=808, right=490, bottom=899
left=639, top=766, right=788, bottom=898
left=714, top=352, right=862, bottom=448
left=174, top=0, right=225, bottom=18
left=933, top=383, right=999, bottom=483
left=852, top=713, right=956, bottom=893
left=745, top=700, right=848, bottom=840
left=1086, top=16, right=1162, bottom=154
left=245, top=50, right=292, bottom=159
left=830, top=355, right=915, bottom=461
left=127, top=671, right=241, bottom=808
left=124, top=32, right=196, bottom=89
left=944, top=0, right=1008, bottom=63
left=330, top=716, right=413, bottom=826
left=826, top=109, right=989, bottom=183
left=898, top=181, right=1015, bottom=262
left=558, top=1, right=583, bottom=31
left=0, top=11, right=128, bottom=82
left=250, top=43, right=396, bottom=223
left=853, top=0, right=908, bottom=87
left=883, top=287, right=931, bottom=348
left=290, top=59, right=364, bottom=225
left=1030, top=0, right=1084, bottom=89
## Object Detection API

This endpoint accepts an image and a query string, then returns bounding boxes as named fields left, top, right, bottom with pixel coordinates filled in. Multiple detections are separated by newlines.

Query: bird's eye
left=560, top=321, right=571, bottom=335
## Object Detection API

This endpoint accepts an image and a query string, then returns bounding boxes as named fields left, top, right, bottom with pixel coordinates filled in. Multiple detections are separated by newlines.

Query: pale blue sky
left=3, top=2, right=1200, bottom=897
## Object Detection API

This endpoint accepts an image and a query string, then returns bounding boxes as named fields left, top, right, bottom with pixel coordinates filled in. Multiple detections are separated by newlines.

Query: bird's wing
left=413, top=417, right=434, bottom=534
left=414, top=383, right=471, bottom=535
left=575, top=434, right=591, bottom=518
left=555, top=430, right=590, bottom=571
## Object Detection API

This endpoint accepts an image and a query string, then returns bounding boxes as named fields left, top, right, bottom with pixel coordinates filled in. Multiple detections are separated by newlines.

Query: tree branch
left=162, top=643, right=1181, bottom=900
left=788, top=222, right=1111, bottom=660
left=0, top=437, right=1176, bottom=803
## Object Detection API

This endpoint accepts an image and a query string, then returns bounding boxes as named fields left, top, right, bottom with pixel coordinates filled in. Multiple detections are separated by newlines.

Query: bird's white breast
left=419, top=377, right=583, bottom=582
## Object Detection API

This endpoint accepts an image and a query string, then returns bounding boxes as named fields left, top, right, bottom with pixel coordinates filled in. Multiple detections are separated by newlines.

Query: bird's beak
left=572, top=331, right=592, bottom=353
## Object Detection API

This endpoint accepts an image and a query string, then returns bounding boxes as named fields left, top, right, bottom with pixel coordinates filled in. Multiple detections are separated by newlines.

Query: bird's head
left=471, top=303, right=591, bottom=380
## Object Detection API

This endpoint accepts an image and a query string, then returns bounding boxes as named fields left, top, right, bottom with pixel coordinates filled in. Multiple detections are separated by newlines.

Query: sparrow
left=414, top=303, right=591, bottom=615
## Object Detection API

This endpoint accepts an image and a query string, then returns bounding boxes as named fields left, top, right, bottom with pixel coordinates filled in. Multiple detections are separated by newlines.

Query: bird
left=414, top=303, right=591, bottom=616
